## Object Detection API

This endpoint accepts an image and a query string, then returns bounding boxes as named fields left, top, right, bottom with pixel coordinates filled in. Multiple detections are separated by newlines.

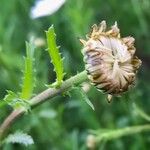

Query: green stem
left=0, top=71, right=88, bottom=141
left=95, top=124, right=150, bottom=142
left=30, top=70, right=88, bottom=107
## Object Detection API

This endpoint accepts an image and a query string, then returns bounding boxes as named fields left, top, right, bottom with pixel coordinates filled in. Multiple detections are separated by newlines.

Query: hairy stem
left=95, top=124, right=150, bottom=142
left=0, top=70, right=88, bottom=141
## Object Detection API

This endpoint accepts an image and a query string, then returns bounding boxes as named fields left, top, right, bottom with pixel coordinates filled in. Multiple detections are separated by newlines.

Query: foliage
left=72, top=87, right=95, bottom=110
left=4, top=131, right=34, bottom=146
left=0, top=0, right=150, bottom=150
left=21, top=42, right=35, bottom=100
left=46, top=25, right=64, bottom=87
left=0, top=41, right=35, bottom=110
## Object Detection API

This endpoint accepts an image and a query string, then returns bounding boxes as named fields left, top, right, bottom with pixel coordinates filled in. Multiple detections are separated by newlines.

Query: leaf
left=80, top=88, right=95, bottom=110
left=133, top=103, right=150, bottom=122
left=73, top=87, right=95, bottom=110
left=2, top=41, right=34, bottom=110
left=4, top=90, right=30, bottom=110
left=4, top=90, right=18, bottom=106
left=46, top=25, right=64, bottom=87
left=20, top=42, right=35, bottom=100
left=30, top=0, right=66, bottom=18
left=4, top=131, right=34, bottom=146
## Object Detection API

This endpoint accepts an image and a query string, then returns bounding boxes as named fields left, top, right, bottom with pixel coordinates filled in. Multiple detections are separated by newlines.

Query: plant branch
left=0, top=70, right=88, bottom=141
left=93, top=124, right=150, bottom=142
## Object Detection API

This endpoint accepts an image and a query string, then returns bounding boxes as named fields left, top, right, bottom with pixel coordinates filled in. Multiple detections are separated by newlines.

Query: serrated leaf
left=21, top=42, right=35, bottom=100
left=4, top=131, right=34, bottom=146
left=4, top=90, right=18, bottom=105
left=4, top=90, right=30, bottom=110
left=46, top=25, right=64, bottom=87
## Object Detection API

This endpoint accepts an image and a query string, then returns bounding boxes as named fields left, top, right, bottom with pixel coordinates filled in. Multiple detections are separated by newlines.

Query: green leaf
left=20, top=42, right=35, bottom=100
left=4, top=131, right=34, bottom=146
left=4, top=90, right=18, bottom=106
left=73, top=87, right=95, bottom=110
left=133, top=103, right=150, bottom=122
left=46, top=25, right=64, bottom=87
left=4, top=90, right=30, bottom=110
left=79, top=88, right=95, bottom=110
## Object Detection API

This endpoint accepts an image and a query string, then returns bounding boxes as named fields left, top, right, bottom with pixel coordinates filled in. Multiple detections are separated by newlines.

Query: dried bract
left=80, top=21, right=141, bottom=102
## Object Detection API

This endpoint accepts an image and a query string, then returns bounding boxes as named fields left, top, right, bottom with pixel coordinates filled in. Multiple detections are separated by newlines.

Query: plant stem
left=95, top=124, right=150, bottom=142
left=0, top=70, right=88, bottom=141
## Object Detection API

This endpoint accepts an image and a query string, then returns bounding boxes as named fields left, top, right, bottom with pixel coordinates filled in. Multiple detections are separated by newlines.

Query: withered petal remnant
left=80, top=21, right=141, bottom=102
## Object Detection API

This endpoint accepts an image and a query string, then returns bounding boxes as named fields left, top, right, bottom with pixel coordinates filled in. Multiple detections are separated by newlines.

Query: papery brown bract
left=80, top=21, right=141, bottom=102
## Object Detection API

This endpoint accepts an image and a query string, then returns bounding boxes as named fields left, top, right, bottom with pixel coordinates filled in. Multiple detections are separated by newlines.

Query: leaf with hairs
left=4, top=90, right=18, bottom=106
left=20, top=42, right=35, bottom=100
left=46, top=25, right=64, bottom=87
left=4, top=131, right=34, bottom=146
left=4, top=90, right=30, bottom=110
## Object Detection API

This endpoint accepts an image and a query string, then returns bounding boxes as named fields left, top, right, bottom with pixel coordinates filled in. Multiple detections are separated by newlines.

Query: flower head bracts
left=80, top=21, right=142, bottom=102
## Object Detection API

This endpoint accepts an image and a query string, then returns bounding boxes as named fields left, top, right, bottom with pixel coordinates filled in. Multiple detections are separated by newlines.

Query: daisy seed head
left=80, top=21, right=142, bottom=102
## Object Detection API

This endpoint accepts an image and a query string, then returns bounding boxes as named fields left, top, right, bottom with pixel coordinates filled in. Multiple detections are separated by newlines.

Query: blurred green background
left=0, top=0, right=150, bottom=149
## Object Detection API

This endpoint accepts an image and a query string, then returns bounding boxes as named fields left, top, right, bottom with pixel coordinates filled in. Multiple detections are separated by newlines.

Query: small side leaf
left=4, top=90, right=30, bottom=110
left=80, top=88, right=95, bottom=110
left=4, top=91, right=18, bottom=106
left=4, top=131, right=34, bottom=146
left=133, top=103, right=150, bottom=122
left=73, top=87, right=95, bottom=110
left=46, top=25, right=64, bottom=87
left=21, top=42, right=35, bottom=100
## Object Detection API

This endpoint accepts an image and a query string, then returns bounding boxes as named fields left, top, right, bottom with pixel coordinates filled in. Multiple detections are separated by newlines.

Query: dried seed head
left=80, top=21, right=141, bottom=102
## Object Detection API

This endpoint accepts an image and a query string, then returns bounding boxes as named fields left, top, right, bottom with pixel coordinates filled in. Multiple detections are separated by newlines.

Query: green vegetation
left=46, top=25, right=65, bottom=87
left=0, top=0, right=150, bottom=149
